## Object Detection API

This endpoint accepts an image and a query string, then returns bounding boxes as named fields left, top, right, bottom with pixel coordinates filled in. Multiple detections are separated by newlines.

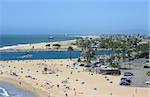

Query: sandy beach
left=0, top=40, right=80, bottom=52
left=0, top=76, right=47, bottom=97
left=1, top=0, right=149, bottom=96
left=0, top=59, right=149, bottom=97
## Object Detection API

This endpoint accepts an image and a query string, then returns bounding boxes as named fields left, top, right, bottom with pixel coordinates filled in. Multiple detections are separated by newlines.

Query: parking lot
left=121, top=58, right=150, bottom=87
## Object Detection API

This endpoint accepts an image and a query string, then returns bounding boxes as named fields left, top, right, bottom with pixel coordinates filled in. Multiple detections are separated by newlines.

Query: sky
left=0, top=0, right=149, bottom=35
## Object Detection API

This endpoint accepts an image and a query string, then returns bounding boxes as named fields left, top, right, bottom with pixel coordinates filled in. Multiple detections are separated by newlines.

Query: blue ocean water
left=0, top=50, right=117, bottom=60
left=0, top=82, right=34, bottom=97
left=0, top=35, right=121, bottom=60
left=0, top=35, right=77, bottom=47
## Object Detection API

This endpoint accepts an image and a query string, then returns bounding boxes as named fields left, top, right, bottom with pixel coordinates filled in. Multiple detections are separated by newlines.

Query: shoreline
left=0, top=75, right=149, bottom=97
left=0, top=48, right=81, bottom=52
left=0, top=39, right=114, bottom=52
left=0, top=59, right=150, bottom=97
left=0, top=76, right=48, bottom=97
left=0, top=39, right=79, bottom=52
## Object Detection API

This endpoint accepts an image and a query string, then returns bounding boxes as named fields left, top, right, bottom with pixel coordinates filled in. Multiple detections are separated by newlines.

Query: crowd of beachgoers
left=0, top=58, right=149, bottom=97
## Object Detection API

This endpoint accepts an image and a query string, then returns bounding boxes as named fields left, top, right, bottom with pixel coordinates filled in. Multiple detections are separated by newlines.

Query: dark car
left=91, top=64, right=98, bottom=68
left=124, top=72, right=134, bottom=76
left=121, top=78, right=131, bottom=83
left=120, top=80, right=131, bottom=85
left=144, top=66, right=150, bottom=68
left=120, top=79, right=131, bottom=85
left=79, top=64, right=85, bottom=66
left=84, top=63, right=92, bottom=67
left=84, top=64, right=91, bottom=67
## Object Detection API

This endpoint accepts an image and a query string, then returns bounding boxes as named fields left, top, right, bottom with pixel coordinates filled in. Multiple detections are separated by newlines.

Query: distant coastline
left=0, top=39, right=80, bottom=52
left=0, top=34, right=79, bottom=48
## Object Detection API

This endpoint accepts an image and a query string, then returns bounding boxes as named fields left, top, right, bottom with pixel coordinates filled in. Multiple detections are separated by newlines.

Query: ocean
left=0, top=35, right=79, bottom=97
left=0, top=35, right=76, bottom=48
left=0, top=50, right=117, bottom=60
left=0, top=82, right=34, bottom=97
left=0, top=35, right=120, bottom=60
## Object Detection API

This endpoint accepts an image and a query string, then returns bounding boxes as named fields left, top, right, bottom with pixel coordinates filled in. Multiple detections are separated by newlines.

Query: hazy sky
left=0, top=0, right=149, bottom=35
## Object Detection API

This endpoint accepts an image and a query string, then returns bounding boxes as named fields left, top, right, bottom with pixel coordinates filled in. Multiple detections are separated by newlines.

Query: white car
left=121, top=76, right=132, bottom=80
left=145, top=80, right=150, bottom=85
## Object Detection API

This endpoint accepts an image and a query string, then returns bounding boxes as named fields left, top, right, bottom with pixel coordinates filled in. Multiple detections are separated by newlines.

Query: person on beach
left=19, top=82, right=21, bottom=86
left=65, top=93, right=68, bottom=97
left=110, top=92, right=112, bottom=95
left=70, top=71, right=72, bottom=74
left=57, top=84, right=59, bottom=88
left=73, top=88, right=76, bottom=96
left=74, top=91, right=76, bottom=96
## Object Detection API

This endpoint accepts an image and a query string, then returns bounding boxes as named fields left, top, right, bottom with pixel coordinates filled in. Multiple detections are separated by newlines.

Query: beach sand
left=0, top=59, right=150, bottom=97
left=0, top=40, right=79, bottom=52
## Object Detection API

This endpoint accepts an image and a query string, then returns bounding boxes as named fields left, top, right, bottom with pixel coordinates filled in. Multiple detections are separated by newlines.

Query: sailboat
left=20, top=53, right=32, bottom=58
left=48, top=36, right=54, bottom=39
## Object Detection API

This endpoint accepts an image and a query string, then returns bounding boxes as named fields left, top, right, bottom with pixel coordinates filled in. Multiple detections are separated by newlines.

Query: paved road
left=120, top=58, right=150, bottom=87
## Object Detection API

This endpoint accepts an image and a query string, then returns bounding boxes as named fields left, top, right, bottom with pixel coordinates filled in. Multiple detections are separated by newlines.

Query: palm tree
left=76, top=38, right=92, bottom=51
left=76, top=38, right=85, bottom=51
left=67, top=46, right=74, bottom=60
left=136, top=42, right=149, bottom=58
left=76, top=38, right=97, bottom=63
left=82, top=39, right=96, bottom=63
left=84, top=47, right=96, bottom=63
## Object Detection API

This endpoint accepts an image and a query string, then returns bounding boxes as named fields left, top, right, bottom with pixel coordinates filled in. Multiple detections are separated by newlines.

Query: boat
left=20, top=53, right=32, bottom=58
left=48, top=36, right=54, bottom=39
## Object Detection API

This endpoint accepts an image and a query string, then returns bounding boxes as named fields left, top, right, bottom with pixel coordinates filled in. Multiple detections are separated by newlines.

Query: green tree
left=52, top=44, right=61, bottom=49
left=45, top=44, right=51, bottom=48
left=147, top=71, right=150, bottom=76
left=76, top=38, right=96, bottom=63
left=67, top=46, right=74, bottom=60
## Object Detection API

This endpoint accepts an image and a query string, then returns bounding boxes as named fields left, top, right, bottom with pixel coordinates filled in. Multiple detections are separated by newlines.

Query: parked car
left=121, top=78, right=132, bottom=83
left=124, top=72, right=134, bottom=76
left=84, top=64, right=91, bottom=67
left=144, top=61, right=150, bottom=68
left=145, top=80, right=150, bottom=85
left=91, top=64, right=99, bottom=68
left=120, top=79, right=131, bottom=85
left=144, top=66, right=150, bottom=68
left=79, top=64, right=84, bottom=66
left=121, top=75, right=132, bottom=80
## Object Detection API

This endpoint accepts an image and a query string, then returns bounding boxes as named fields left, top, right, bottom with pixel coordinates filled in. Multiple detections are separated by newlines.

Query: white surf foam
left=0, top=87, right=9, bottom=97
left=0, top=44, right=25, bottom=50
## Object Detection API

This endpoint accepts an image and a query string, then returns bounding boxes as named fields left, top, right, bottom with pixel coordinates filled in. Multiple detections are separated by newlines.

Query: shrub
left=147, top=71, right=150, bottom=76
